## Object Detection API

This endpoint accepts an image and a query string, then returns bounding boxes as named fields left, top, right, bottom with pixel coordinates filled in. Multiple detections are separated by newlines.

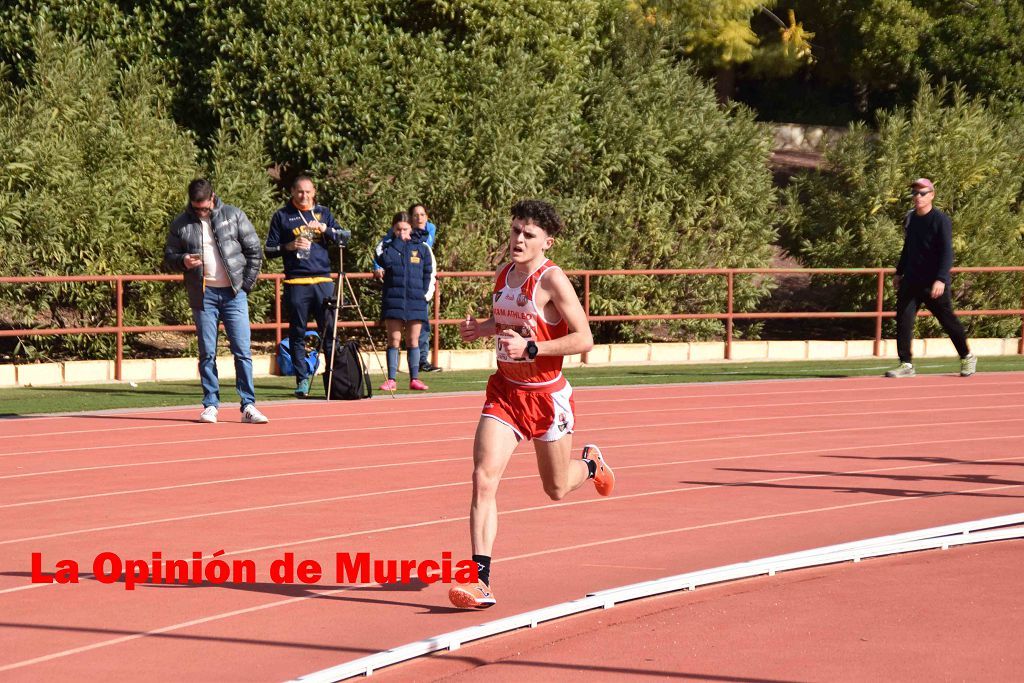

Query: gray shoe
left=885, top=362, right=915, bottom=378
left=242, top=404, right=269, bottom=424
left=960, top=353, right=977, bottom=377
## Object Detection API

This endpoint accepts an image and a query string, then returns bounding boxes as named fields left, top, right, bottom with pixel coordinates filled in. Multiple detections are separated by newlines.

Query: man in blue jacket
left=265, top=175, right=351, bottom=398
left=886, top=178, right=976, bottom=378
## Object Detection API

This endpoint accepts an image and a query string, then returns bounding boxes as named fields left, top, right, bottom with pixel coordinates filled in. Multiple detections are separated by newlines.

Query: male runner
left=448, top=200, right=615, bottom=609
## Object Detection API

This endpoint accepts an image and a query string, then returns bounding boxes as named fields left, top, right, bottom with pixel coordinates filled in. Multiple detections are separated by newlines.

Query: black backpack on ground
left=323, top=339, right=372, bottom=400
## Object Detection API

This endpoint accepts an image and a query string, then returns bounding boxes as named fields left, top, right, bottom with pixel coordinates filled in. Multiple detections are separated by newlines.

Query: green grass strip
left=3, top=355, right=1024, bottom=417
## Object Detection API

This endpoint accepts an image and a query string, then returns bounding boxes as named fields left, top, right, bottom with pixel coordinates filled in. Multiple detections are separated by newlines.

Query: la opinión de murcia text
left=30, top=551, right=478, bottom=590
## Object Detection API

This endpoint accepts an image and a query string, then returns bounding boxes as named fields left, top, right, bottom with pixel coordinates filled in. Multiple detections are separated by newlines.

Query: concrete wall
left=2, top=337, right=1019, bottom=387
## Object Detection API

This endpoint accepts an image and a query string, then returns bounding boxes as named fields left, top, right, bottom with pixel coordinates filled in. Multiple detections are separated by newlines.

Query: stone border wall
left=772, top=123, right=846, bottom=153
left=2, top=337, right=1017, bottom=387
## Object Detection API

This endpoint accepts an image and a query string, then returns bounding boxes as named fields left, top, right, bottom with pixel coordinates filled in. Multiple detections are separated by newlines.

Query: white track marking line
left=0, top=400, right=484, bottom=440
left=4, top=391, right=1023, bottom=462
left=496, top=481, right=1024, bottom=563
left=0, top=585, right=357, bottom=672
left=1, top=479, right=1018, bottom=672
left=0, top=419, right=477, bottom=458
left=3, top=442, right=1020, bottom=600
left=7, top=389, right=1024, bottom=478
left=2, top=432, right=1024, bottom=548
left=0, top=437, right=473, bottom=479
left=4, top=374, right=1023, bottom=442
left=5, top=408, right=1024, bottom=509
left=179, top=453, right=1024, bottom=560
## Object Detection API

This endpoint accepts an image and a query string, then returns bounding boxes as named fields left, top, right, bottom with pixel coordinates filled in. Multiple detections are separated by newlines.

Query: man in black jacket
left=886, top=178, right=976, bottom=378
left=164, top=178, right=269, bottom=423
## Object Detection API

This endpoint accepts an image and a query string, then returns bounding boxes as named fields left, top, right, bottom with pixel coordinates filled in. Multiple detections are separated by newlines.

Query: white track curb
left=289, top=513, right=1024, bottom=681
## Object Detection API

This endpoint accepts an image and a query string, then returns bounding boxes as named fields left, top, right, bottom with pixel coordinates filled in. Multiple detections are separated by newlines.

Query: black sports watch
left=525, top=340, right=539, bottom=360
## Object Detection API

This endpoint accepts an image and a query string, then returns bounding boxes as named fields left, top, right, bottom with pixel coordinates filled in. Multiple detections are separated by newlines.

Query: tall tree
left=625, top=0, right=815, bottom=99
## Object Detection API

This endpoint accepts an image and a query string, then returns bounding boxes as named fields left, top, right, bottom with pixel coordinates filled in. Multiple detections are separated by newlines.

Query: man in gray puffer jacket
left=164, top=178, right=269, bottom=424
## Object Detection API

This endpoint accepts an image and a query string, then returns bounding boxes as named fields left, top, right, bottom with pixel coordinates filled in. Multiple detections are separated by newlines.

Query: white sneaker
left=242, top=404, right=269, bottom=424
left=885, top=363, right=915, bottom=378
left=199, top=406, right=218, bottom=423
left=960, top=353, right=977, bottom=377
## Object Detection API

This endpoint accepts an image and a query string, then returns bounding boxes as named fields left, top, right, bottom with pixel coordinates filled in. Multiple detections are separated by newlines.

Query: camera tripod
left=324, top=244, right=394, bottom=399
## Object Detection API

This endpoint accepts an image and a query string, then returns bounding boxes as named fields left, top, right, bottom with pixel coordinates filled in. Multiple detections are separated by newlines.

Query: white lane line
left=0, top=437, right=471, bottom=480
left=497, top=481, right=1024, bottom=563
left=5, top=388, right=1023, bottom=463
left=1, top=478, right=1019, bottom=673
left=4, top=431, right=1023, bottom=549
left=0, top=585, right=357, bottom=673
left=207, top=453, right=1024, bottom=561
left=4, top=373, right=1023, bottom=443
left=5, top=408, right=1023, bottom=509
left=0, top=400, right=484, bottom=440
left=3, top=442, right=1021, bottom=599
left=0, top=419, right=477, bottom=458
left=7, top=389, right=1024, bottom=479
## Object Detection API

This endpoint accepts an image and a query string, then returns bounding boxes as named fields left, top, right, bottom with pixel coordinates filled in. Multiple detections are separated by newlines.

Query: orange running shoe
left=583, top=444, right=615, bottom=496
left=448, top=581, right=496, bottom=609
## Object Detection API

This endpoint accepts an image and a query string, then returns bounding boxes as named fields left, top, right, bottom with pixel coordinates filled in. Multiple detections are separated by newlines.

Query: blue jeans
left=193, top=286, right=256, bottom=410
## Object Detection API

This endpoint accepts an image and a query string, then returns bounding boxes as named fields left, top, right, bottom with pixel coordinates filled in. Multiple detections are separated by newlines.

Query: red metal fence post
left=115, top=277, right=124, bottom=381
left=582, top=273, right=591, bottom=364
left=726, top=271, right=734, bottom=360
left=1019, top=271, right=1024, bottom=355
left=874, top=270, right=885, bottom=357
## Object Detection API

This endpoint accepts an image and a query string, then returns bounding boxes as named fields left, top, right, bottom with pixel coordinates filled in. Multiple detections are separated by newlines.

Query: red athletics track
left=379, top=540, right=1024, bottom=681
left=1, top=372, right=1023, bottom=681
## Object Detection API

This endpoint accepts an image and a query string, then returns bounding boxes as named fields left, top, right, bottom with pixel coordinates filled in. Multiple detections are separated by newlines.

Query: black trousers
left=895, top=282, right=969, bottom=363
left=284, top=281, right=335, bottom=380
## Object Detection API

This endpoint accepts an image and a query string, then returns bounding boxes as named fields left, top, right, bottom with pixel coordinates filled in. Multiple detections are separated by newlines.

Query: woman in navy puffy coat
left=377, top=211, right=435, bottom=391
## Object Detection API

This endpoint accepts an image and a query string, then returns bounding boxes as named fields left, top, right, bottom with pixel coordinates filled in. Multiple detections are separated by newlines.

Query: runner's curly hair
left=511, top=199, right=563, bottom=237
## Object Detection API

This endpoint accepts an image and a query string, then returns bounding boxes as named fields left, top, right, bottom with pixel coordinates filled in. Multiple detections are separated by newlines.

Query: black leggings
left=895, top=282, right=969, bottom=363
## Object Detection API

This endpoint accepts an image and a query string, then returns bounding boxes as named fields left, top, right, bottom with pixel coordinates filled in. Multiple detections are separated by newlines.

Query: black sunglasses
left=910, top=190, right=932, bottom=197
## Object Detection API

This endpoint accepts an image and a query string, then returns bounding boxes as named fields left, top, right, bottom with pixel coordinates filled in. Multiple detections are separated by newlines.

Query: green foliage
left=553, top=18, right=777, bottom=340
left=780, top=82, right=1024, bottom=336
left=0, top=25, right=198, bottom=358
left=851, top=0, right=932, bottom=92
left=310, top=3, right=778, bottom=344
left=924, top=2, right=1024, bottom=102
left=740, top=1, right=1024, bottom=121
left=628, top=0, right=814, bottom=73
left=205, top=123, right=278, bottom=325
left=2, top=2, right=781, bottom=359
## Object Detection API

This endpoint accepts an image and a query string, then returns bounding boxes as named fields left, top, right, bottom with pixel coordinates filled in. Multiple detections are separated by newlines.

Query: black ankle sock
left=472, top=554, right=491, bottom=585
left=585, top=458, right=597, bottom=479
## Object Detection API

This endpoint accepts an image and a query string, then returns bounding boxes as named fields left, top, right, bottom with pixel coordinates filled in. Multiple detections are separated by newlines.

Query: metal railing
left=3, top=266, right=1024, bottom=380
